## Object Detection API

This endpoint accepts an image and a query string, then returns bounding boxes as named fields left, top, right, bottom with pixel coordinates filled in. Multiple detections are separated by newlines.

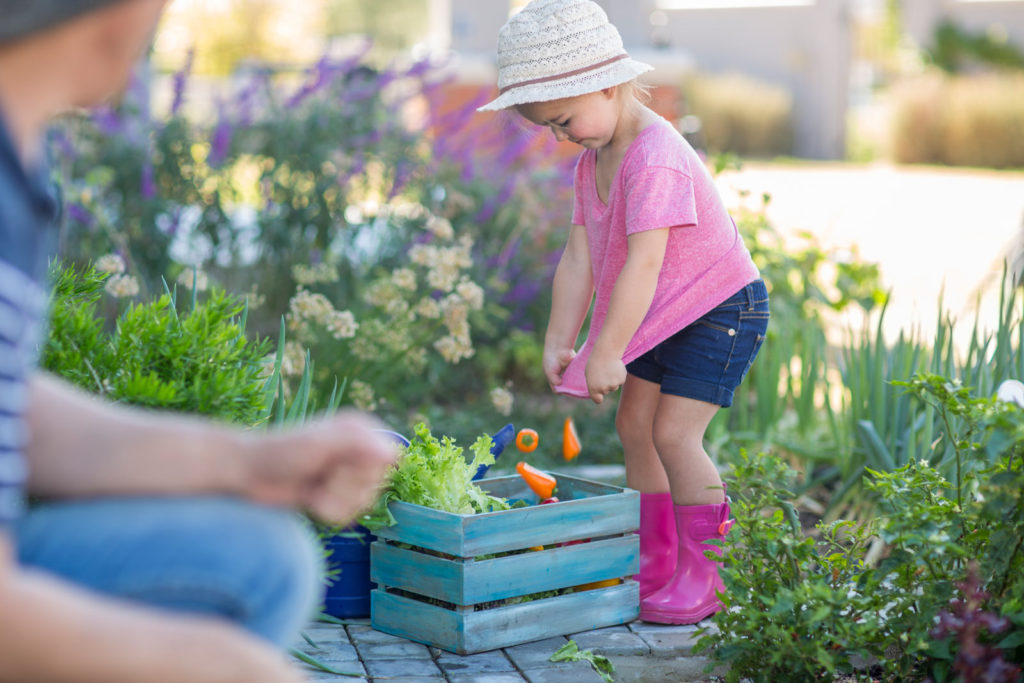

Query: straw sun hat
left=478, top=0, right=653, bottom=112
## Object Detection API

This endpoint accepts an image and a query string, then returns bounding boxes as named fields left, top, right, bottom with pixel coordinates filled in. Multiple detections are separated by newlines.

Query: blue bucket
left=321, top=429, right=410, bottom=618
left=322, top=524, right=376, bottom=618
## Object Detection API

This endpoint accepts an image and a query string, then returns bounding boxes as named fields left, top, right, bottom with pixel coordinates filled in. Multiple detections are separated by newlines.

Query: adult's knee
left=218, top=502, right=324, bottom=644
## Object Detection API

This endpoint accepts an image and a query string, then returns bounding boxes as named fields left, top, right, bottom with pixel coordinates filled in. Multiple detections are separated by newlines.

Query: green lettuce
left=361, top=423, right=510, bottom=529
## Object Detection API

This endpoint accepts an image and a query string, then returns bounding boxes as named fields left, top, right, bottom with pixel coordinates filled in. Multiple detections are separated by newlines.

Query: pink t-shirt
left=554, top=120, right=760, bottom=398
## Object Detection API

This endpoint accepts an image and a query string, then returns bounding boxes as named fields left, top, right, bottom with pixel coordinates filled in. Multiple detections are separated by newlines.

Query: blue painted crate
left=370, top=473, right=640, bottom=654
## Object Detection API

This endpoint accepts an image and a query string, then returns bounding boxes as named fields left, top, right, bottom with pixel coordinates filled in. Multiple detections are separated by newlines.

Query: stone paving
left=292, top=617, right=725, bottom=682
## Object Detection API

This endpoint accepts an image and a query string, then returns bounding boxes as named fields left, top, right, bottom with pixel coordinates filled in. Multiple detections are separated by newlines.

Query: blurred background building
left=151, top=0, right=1024, bottom=163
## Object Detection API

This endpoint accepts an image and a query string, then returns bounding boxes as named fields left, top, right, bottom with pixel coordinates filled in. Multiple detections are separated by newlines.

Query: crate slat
left=371, top=533, right=639, bottom=604
left=372, top=475, right=639, bottom=557
left=371, top=581, right=640, bottom=655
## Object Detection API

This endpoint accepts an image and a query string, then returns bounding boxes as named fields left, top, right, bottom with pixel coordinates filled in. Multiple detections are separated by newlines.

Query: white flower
left=490, top=386, right=514, bottom=416
left=391, top=268, right=417, bottom=290
left=414, top=297, right=441, bottom=319
left=440, top=294, right=469, bottom=330
left=95, top=254, right=126, bottom=274
left=427, top=263, right=460, bottom=292
left=385, top=298, right=410, bottom=316
left=289, top=288, right=335, bottom=325
left=325, top=310, right=358, bottom=339
left=426, top=214, right=454, bottom=240
left=293, top=263, right=340, bottom=286
left=434, top=333, right=474, bottom=364
left=244, top=286, right=265, bottom=310
left=455, top=279, right=484, bottom=310
left=409, top=244, right=436, bottom=266
left=347, top=379, right=377, bottom=411
left=104, top=273, right=139, bottom=298
left=281, top=341, right=307, bottom=377
left=386, top=200, right=427, bottom=221
left=177, top=267, right=208, bottom=292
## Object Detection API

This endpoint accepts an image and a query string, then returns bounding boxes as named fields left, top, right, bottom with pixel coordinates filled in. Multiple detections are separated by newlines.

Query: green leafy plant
left=42, top=261, right=271, bottom=424
left=550, top=640, right=615, bottom=683
left=360, top=423, right=510, bottom=530
left=698, top=376, right=1024, bottom=682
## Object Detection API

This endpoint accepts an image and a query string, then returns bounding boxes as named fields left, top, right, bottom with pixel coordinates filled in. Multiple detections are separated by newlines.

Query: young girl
left=479, top=0, right=769, bottom=624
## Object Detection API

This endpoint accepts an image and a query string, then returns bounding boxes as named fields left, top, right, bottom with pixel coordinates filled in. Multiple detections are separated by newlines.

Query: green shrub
left=697, top=377, right=1024, bottom=682
left=42, top=261, right=272, bottom=425
left=682, top=73, right=793, bottom=158
left=890, top=71, right=1024, bottom=168
left=928, top=19, right=1024, bottom=74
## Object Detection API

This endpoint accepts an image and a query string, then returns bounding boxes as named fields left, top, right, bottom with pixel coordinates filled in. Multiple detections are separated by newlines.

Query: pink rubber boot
left=636, top=492, right=678, bottom=600
left=639, top=499, right=732, bottom=624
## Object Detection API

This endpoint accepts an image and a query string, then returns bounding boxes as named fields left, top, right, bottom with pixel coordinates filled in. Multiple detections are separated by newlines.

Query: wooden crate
left=370, top=473, right=640, bottom=654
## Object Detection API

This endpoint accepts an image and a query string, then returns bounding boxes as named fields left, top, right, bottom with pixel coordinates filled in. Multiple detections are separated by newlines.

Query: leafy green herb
left=550, top=640, right=615, bottom=682
left=361, top=423, right=509, bottom=529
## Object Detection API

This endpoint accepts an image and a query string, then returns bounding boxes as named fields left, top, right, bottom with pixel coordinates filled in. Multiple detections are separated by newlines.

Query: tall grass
left=717, top=264, right=1023, bottom=517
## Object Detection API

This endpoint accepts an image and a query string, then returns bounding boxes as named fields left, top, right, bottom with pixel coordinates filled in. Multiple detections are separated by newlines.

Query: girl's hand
left=585, top=350, right=626, bottom=405
left=543, top=347, right=577, bottom=388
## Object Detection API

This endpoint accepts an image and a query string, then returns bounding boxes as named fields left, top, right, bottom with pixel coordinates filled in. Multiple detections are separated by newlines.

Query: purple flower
left=141, top=161, right=156, bottom=199
left=170, top=49, right=195, bottom=117
left=92, top=106, right=122, bottom=136
left=474, top=197, right=496, bottom=224
left=66, top=202, right=94, bottom=227
left=208, top=117, right=233, bottom=168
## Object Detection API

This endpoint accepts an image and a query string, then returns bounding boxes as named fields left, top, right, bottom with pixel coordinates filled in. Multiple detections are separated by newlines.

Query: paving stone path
left=292, top=618, right=726, bottom=682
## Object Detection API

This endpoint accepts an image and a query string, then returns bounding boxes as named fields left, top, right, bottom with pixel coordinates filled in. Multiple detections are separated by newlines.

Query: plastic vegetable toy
left=515, top=428, right=539, bottom=453
left=516, top=461, right=557, bottom=500
left=562, top=417, right=581, bottom=461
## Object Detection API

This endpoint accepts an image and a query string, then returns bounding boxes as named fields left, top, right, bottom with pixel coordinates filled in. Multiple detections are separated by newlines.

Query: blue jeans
left=13, top=497, right=323, bottom=645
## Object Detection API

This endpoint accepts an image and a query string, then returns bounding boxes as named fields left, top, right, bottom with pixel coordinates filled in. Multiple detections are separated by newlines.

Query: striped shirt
left=0, top=114, right=59, bottom=528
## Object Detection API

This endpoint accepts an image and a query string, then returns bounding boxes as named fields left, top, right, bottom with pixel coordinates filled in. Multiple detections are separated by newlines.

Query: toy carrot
left=515, top=428, right=539, bottom=453
left=562, top=417, right=581, bottom=461
left=516, top=461, right=557, bottom=500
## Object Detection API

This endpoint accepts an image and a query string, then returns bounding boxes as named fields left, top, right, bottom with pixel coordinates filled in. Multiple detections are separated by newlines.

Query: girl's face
left=518, top=88, right=621, bottom=150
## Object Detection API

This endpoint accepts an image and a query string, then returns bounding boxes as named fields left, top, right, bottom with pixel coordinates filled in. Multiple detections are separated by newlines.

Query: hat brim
left=477, top=58, right=653, bottom=112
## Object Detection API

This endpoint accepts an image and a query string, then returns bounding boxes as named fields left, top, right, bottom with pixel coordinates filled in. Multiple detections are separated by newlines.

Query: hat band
left=498, top=53, right=630, bottom=95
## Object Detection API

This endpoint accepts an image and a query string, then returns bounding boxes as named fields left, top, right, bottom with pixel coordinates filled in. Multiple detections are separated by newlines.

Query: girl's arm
left=543, top=223, right=594, bottom=387
left=586, top=227, right=669, bottom=403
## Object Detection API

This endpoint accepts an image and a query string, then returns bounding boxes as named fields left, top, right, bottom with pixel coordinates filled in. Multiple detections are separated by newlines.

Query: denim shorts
left=626, top=279, right=769, bottom=407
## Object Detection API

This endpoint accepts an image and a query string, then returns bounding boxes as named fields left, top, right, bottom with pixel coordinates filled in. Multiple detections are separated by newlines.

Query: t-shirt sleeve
left=624, top=166, right=697, bottom=235
left=0, top=259, right=41, bottom=528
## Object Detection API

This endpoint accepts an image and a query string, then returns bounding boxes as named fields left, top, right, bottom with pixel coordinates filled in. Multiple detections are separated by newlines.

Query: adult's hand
left=242, top=411, right=399, bottom=523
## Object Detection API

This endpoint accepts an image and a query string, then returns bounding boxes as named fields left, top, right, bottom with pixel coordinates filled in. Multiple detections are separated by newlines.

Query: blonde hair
left=620, top=79, right=653, bottom=107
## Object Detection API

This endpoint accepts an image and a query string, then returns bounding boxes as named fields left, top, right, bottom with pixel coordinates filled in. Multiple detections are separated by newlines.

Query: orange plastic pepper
left=562, top=417, right=581, bottom=461
left=515, top=428, right=539, bottom=453
left=516, top=461, right=557, bottom=500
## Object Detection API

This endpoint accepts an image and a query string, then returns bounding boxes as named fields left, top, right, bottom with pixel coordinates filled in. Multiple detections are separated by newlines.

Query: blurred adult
left=0, top=2, right=397, bottom=681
